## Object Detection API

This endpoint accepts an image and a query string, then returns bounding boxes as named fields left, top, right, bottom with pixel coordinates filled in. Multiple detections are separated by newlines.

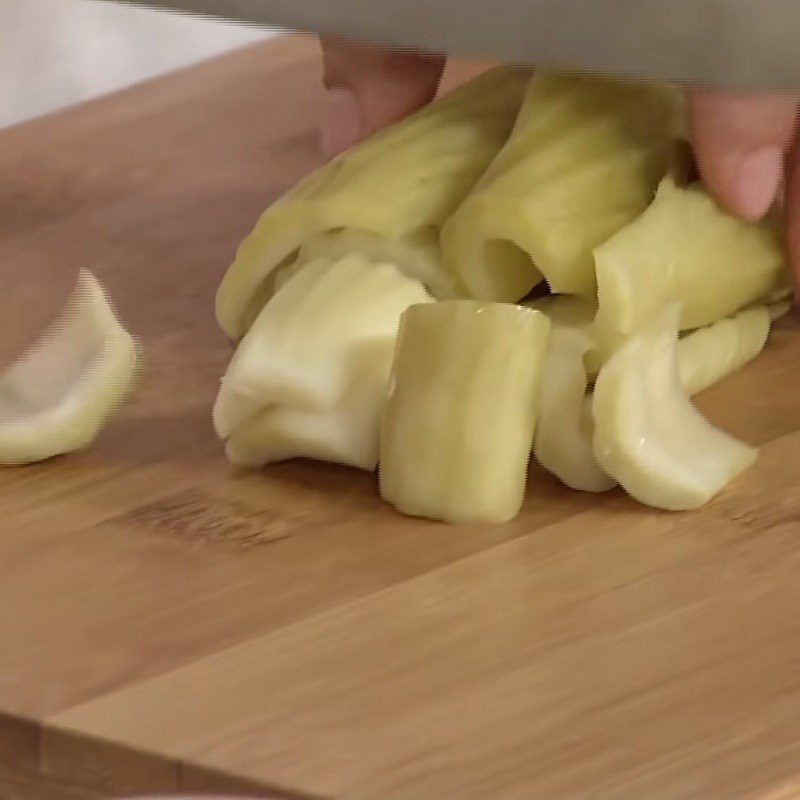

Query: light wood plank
left=47, top=430, right=800, bottom=799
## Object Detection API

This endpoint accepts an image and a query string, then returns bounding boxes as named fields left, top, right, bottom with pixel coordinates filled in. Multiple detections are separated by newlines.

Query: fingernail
left=734, top=145, right=784, bottom=220
left=321, top=88, right=361, bottom=159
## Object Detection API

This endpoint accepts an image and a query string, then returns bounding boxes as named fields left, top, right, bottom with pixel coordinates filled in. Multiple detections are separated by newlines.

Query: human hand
left=320, top=38, right=446, bottom=159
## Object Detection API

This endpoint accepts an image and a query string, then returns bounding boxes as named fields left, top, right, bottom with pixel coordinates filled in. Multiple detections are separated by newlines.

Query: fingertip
left=733, top=144, right=785, bottom=221
left=319, top=37, right=444, bottom=157
left=690, top=90, right=797, bottom=221
left=321, top=86, right=362, bottom=159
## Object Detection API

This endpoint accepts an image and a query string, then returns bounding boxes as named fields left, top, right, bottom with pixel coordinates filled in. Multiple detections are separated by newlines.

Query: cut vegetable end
left=592, top=303, right=758, bottom=511
left=0, top=270, right=138, bottom=465
left=380, top=300, right=551, bottom=524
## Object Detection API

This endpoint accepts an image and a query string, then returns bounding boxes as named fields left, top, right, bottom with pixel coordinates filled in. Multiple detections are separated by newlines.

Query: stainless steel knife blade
left=97, top=0, right=800, bottom=90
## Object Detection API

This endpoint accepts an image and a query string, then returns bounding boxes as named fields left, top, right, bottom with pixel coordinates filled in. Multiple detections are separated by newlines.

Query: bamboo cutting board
left=2, top=34, right=800, bottom=800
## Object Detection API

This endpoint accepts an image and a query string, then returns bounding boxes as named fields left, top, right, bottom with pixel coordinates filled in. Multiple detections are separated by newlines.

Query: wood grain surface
left=1, top=34, right=800, bottom=800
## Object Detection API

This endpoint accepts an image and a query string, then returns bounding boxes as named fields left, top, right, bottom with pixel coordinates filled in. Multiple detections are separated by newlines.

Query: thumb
left=320, top=37, right=445, bottom=158
left=689, top=90, right=799, bottom=221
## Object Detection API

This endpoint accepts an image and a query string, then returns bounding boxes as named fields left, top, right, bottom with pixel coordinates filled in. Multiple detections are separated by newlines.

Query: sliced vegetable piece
left=592, top=303, right=758, bottom=511
left=216, top=66, right=529, bottom=339
left=226, top=359, right=387, bottom=470
left=214, top=253, right=433, bottom=469
left=380, top=301, right=550, bottom=524
left=441, top=71, right=685, bottom=301
left=592, top=177, right=787, bottom=366
left=527, top=295, right=612, bottom=491
left=0, top=270, right=138, bottom=465
left=534, top=326, right=615, bottom=492
left=677, top=305, right=771, bottom=396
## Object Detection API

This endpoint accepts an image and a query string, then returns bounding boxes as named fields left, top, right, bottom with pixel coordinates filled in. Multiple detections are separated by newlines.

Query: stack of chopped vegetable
left=210, top=68, right=791, bottom=523
left=214, top=67, right=791, bottom=523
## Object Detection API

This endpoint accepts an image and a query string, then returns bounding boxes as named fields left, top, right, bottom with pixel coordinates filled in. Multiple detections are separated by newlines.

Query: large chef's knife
left=98, top=0, right=800, bottom=90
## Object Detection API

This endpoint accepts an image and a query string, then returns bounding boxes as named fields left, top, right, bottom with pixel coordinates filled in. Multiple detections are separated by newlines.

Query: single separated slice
left=442, top=71, right=685, bottom=301
left=592, top=177, right=787, bottom=370
left=592, top=303, right=758, bottom=511
left=0, top=270, right=138, bottom=465
left=215, top=253, right=433, bottom=471
left=216, top=66, right=529, bottom=339
left=380, top=301, right=550, bottom=524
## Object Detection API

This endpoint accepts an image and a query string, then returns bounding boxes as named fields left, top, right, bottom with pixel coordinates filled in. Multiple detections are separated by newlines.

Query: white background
left=0, top=0, right=270, bottom=128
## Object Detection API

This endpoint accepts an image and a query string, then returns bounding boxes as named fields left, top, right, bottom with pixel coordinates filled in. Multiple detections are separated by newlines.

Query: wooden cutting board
left=2, top=33, right=800, bottom=800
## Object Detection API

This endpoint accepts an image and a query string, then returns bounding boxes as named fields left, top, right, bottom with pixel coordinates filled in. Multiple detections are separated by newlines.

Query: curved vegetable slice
left=592, top=177, right=787, bottom=368
left=592, top=303, right=758, bottom=511
left=216, top=67, right=529, bottom=339
left=380, top=301, right=550, bottom=524
left=533, top=300, right=771, bottom=493
left=441, top=71, right=685, bottom=301
left=677, top=305, right=771, bottom=396
left=0, top=270, right=138, bottom=465
left=534, top=326, right=616, bottom=492
left=214, top=253, right=433, bottom=470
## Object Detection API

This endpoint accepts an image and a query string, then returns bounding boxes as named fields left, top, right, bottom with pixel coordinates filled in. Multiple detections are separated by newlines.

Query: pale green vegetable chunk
left=534, top=326, right=616, bottom=492
left=592, top=303, right=758, bottom=511
left=527, top=295, right=613, bottom=492
left=592, top=177, right=787, bottom=368
left=380, top=301, right=550, bottom=524
left=0, top=270, right=138, bottom=465
left=442, top=71, right=685, bottom=301
left=677, top=305, right=771, bottom=396
left=215, top=253, right=433, bottom=470
left=226, top=372, right=385, bottom=470
left=216, top=67, right=529, bottom=339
